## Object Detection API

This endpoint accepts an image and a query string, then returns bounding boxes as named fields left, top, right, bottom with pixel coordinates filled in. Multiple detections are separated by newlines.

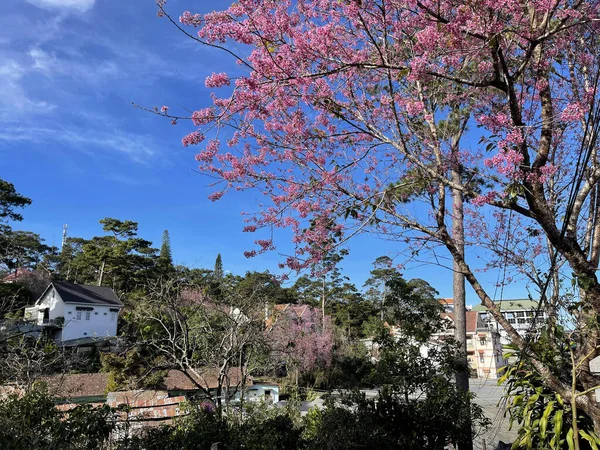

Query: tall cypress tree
left=158, top=230, right=173, bottom=270
left=213, top=253, right=224, bottom=279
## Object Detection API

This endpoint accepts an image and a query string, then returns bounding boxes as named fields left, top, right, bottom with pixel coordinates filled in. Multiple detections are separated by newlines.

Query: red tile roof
left=441, top=311, right=479, bottom=333
left=38, top=367, right=249, bottom=400
left=43, top=373, right=109, bottom=398
left=164, top=367, right=248, bottom=391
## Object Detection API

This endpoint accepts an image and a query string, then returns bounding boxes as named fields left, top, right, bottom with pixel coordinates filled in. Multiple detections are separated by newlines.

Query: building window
left=85, top=311, right=91, bottom=321
left=505, top=312, right=515, bottom=319
left=479, top=354, right=485, bottom=363
left=76, top=311, right=82, bottom=320
left=479, top=337, right=487, bottom=346
left=518, top=318, right=526, bottom=324
left=110, top=312, right=116, bottom=322
left=516, top=311, right=525, bottom=318
left=526, top=311, right=535, bottom=318
left=508, top=318, right=516, bottom=324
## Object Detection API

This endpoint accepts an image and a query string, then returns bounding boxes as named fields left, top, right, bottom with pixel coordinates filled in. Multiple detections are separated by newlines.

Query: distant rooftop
left=441, top=311, right=479, bottom=333
left=471, top=299, right=539, bottom=312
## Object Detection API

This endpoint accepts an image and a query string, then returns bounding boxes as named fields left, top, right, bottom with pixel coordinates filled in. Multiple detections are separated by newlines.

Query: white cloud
left=29, top=47, right=58, bottom=72
left=0, top=126, right=159, bottom=163
left=28, top=47, right=120, bottom=83
left=0, top=60, right=56, bottom=117
left=25, top=0, right=95, bottom=13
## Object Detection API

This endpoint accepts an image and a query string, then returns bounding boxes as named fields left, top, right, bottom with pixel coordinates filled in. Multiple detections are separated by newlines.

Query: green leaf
left=540, top=401, right=554, bottom=438
left=554, top=409, right=563, bottom=440
left=580, top=429, right=600, bottom=450
left=566, top=427, right=575, bottom=450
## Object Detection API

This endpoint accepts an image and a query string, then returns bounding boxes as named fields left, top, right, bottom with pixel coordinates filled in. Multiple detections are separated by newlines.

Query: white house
left=24, top=281, right=123, bottom=343
left=246, top=382, right=280, bottom=404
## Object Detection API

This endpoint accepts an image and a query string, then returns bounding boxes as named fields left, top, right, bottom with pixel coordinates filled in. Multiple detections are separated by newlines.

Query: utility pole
left=61, top=224, right=68, bottom=250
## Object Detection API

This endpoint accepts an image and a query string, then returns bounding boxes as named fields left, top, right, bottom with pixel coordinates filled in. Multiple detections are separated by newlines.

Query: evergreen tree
left=158, top=230, right=173, bottom=268
left=0, top=178, right=31, bottom=234
left=213, top=253, right=224, bottom=279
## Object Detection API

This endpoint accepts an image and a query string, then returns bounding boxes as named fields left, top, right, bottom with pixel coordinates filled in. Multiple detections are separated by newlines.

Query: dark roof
left=42, top=282, right=123, bottom=307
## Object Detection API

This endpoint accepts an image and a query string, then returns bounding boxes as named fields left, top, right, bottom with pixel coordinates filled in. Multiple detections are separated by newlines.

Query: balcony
left=41, top=317, right=64, bottom=328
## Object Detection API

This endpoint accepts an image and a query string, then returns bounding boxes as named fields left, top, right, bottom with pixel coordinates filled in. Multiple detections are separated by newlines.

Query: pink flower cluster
left=182, top=131, right=205, bottom=147
left=195, top=139, right=220, bottom=163
left=560, top=103, right=585, bottom=122
left=405, top=101, right=425, bottom=115
left=484, top=149, right=524, bottom=178
left=205, top=72, right=231, bottom=88
left=471, top=191, right=498, bottom=207
left=180, top=11, right=203, bottom=27
left=191, top=108, right=213, bottom=126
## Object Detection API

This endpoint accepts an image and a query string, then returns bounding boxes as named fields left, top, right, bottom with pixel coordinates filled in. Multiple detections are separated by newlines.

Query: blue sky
left=0, top=0, right=532, bottom=303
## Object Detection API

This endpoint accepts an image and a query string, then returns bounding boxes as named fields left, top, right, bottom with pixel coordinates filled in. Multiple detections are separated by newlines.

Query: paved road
left=469, top=378, right=518, bottom=449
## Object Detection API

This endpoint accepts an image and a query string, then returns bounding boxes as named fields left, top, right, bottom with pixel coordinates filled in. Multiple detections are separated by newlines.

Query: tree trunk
left=98, top=259, right=105, bottom=286
left=452, top=167, right=473, bottom=450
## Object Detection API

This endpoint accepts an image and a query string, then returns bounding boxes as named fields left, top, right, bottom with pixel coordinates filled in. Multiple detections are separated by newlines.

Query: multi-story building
left=433, top=310, right=505, bottom=379
left=472, top=299, right=546, bottom=347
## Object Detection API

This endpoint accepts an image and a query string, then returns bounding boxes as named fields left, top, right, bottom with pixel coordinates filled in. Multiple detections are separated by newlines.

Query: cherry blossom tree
left=268, top=305, right=333, bottom=383
left=154, top=0, right=600, bottom=434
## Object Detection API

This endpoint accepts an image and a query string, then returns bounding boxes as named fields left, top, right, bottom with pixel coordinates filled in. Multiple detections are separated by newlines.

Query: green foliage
left=0, top=387, right=115, bottom=450
left=302, top=342, right=374, bottom=389
left=126, top=401, right=304, bottom=450
left=101, top=349, right=167, bottom=391
left=157, top=229, right=174, bottom=273
left=303, top=388, right=484, bottom=450
left=384, top=277, right=444, bottom=342
left=213, top=253, right=224, bottom=279
left=57, top=218, right=157, bottom=291
left=0, top=178, right=31, bottom=233
left=233, top=270, right=297, bottom=304
left=500, top=338, right=599, bottom=450
left=0, top=230, right=56, bottom=275
left=0, top=282, right=32, bottom=318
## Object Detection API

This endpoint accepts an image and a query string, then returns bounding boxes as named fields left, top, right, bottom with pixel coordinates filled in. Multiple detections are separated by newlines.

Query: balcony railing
left=41, top=318, right=64, bottom=327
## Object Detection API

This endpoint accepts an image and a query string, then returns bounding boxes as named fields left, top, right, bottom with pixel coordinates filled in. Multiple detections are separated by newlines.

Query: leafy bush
left=0, top=387, right=115, bottom=450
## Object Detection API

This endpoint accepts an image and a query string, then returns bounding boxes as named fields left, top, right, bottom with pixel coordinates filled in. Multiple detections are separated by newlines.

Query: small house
left=246, top=382, right=279, bottom=404
left=24, top=281, right=123, bottom=343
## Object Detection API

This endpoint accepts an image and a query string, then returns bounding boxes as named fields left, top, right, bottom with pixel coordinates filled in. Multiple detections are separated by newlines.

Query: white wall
left=36, top=289, right=65, bottom=323
left=62, top=304, right=119, bottom=341
left=246, top=384, right=280, bottom=403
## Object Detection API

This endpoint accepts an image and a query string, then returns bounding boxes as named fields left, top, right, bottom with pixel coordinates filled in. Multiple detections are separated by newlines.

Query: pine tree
left=159, top=230, right=173, bottom=266
left=213, top=253, right=224, bottom=279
